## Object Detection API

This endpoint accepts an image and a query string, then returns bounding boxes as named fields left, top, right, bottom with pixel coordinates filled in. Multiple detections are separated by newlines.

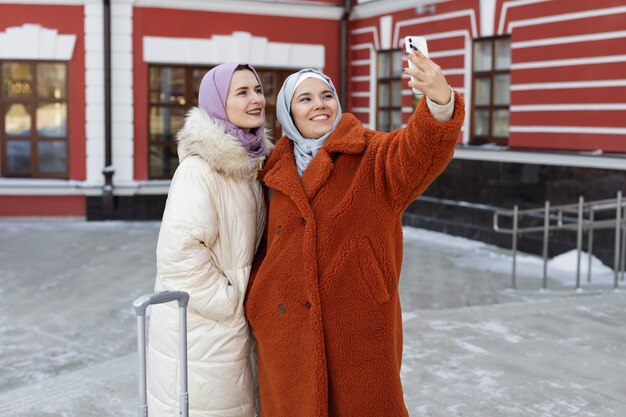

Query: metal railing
left=494, top=191, right=626, bottom=289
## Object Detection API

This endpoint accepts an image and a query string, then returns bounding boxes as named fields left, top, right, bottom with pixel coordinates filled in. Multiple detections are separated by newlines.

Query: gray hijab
left=276, top=69, right=343, bottom=176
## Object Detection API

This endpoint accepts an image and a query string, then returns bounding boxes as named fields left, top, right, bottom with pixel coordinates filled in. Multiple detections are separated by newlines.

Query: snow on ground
left=0, top=220, right=159, bottom=394
left=397, top=227, right=626, bottom=416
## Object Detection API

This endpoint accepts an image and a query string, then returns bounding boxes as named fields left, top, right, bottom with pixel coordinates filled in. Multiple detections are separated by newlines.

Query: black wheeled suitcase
left=133, top=291, right=190, bottom=417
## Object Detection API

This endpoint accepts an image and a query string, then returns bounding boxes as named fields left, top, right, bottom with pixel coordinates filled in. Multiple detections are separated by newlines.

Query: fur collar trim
left=176, top=107, right=274, bottom=181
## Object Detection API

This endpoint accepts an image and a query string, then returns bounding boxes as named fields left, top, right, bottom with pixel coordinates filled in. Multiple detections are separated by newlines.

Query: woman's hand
left=403, top=47, right=451, bottom=105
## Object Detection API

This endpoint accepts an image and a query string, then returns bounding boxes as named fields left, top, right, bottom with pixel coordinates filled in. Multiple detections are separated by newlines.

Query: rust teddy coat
left=245, top=91, right=465, bottom=417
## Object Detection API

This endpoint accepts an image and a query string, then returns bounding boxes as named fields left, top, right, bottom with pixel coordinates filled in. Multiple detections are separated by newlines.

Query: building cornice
left=351, top=0, right=452, bottom=21
left=0, top=0, right=84, bottom=4
left=134, top=0, right=344, bottom=20
left=0, top=179, right=171, bottom=196
left=143, top=32, right=325, bottom=69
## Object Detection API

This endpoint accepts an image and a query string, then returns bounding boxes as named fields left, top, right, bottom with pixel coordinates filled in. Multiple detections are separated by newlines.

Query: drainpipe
left=339, top=0, right=353, bottom=110
left=102, top=0, right=114, bottom=217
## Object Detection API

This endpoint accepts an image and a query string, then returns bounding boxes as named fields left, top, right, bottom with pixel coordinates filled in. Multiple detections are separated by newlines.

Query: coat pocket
left=354, top=237, right=394, bottom=305
left=321, top=237, right=394, bottom=305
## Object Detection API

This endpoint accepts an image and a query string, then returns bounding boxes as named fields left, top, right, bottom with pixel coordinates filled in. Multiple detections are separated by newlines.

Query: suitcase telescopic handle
left=134, top=291, right=190, bottom=315
left=134, top=291, right=190, bottom=417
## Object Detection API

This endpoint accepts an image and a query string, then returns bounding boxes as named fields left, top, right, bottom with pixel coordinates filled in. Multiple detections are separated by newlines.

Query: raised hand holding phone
left=403, top=35, right=451, bottom=105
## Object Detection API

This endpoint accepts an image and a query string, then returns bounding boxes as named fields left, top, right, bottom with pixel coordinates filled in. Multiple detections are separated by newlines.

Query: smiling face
left=290, top=77, right=339, bottom=139
left=225, top=69, right=265, bottom=132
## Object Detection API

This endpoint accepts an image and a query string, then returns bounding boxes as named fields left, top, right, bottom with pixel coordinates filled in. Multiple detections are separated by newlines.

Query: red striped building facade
left=0, top=0, right=624, bottom=236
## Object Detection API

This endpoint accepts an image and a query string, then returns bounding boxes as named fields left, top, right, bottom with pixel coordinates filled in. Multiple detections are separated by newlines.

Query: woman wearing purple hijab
left=146, top=63, right=273, bottom=417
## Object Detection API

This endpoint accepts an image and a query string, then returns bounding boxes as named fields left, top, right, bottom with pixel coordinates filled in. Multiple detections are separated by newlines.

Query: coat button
left=301, top=218, right=306, bottom=225
left=304, top=301, right=312, bottom=310
left=276, top=225, right=282, bottom=235
left=278, top=304, right=287, bottom=313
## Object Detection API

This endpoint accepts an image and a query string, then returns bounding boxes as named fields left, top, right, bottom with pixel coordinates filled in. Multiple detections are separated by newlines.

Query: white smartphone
left=404, top=36, right=429, bottom=95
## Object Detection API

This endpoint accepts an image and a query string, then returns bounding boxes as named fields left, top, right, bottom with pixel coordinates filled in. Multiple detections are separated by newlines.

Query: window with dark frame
left=376, top=49, right=404, bottom=132
left=471, top=36, right=511, bottom=145
left=148, top=65, right=289, bottom=179
left=1, top=61, right=69, bottom=178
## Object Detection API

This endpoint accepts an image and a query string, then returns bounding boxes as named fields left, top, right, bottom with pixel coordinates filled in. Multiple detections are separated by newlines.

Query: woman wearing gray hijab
left=245, top=48, right=465, bottom=417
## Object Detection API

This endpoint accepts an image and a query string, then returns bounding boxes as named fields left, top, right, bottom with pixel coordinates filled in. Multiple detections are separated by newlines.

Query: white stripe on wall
left=430, top=49, right=466, bottom=59
left=512, top=30, right=626, bottom=49
left=351, top=59, right=371, bottom=66
left=511, top=79, right=626, bottom=90
left=411, top=30, right=471, bottom=43
left=508, top=5, right=626, bottom=33
left=442, top=68, right=466, bottom=75
left=0, top=179, right=84, bottom=195
left=511, top=54, right=626, bottom=70
left=351, top=107, right=370, bottom=113
left=509, top=126, right=626, bottom=135
left=511, top=104, right=626, bottom=111
left=351, top=75, right=371, bottom=82
left=351, top=91, right=370, bottom=97
left=402, top=87, right=465, bottom=96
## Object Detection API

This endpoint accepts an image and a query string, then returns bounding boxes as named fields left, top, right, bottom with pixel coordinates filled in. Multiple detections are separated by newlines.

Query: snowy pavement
left=401, top=292, right=626, bottom=416
left=0, top=219, right=624, bottom=416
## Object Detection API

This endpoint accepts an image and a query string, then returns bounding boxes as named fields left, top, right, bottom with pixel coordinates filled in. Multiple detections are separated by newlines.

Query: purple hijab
left=198, top=63, right=266, bottom=159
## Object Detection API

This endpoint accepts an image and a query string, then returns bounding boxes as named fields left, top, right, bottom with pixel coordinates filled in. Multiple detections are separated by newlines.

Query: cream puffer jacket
left=147, top=107, right=273, bottom=417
